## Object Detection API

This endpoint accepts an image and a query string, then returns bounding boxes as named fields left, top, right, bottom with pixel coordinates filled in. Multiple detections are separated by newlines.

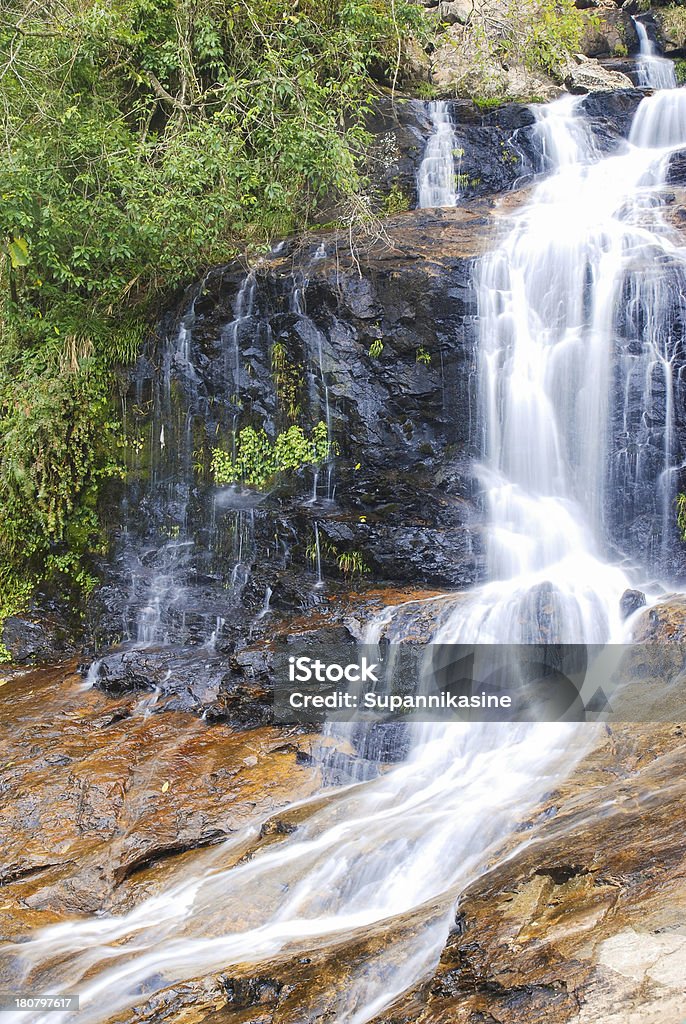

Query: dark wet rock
left=667, top=149, right=686, bottom=186
left=218, top=976, right=283, bottom=1010
left=94, top=652, right=160, bottom=695
left=2, top=592, right=80, bottom=664
left=363, top=97, right=434, bottom=210
left=203, top=681, right=273, bottom=728
left=578, top=87, right=646, bottom=140
left=620, top=588, right=647, bottom=619
left=90, top=648, right=216, bottom=710
left=1, top=617, right=64, bottom=665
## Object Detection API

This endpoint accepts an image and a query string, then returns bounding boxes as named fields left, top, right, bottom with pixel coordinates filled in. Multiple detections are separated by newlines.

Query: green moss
left=474, top=96, right=512, bottom=111
left=677, top=493, right=686, bottom=539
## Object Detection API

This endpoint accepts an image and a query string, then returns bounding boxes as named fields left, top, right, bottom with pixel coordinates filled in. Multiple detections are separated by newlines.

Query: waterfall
left=416, top=101, right=460, bottom=207
left=440, top=88, right=686, bottom=647
left=4, top=87, right=686, bottom=1024
left=634, top=17, right=677, bottom=91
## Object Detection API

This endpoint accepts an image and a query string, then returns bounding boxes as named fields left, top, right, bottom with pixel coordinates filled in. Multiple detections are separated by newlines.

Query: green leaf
left=7, top=236, right=29, bottom=268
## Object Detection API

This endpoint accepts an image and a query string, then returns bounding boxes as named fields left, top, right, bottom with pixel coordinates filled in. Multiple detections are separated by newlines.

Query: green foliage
left=455, top=173, right=481, bottom=189
left=369, top=338, right=384, bottom=358
left=336, top=549, right=370, bottom=577
left=416, top=346, right=431, bottom=366
left=305, top=532, right=369, bottom=577
left=660, top=6, right=686, bottom=49
left=271, top=341, right=302, bottom=422
left=0, top=359, right=124, bottom=621
left=677, top=492, right=686, bottom=539
left=503, top=0, right=589, bottom=76
left=211, top=421, right=333, bottom=488
left=473, top=96, right=512, bottom=111
left=415, top=81, right=440, bottom=100
left=675, top=59, right=686, bottom=86
left=0, top=0, right=423, bottom=630
left=381, top=183, right=411, bottom=215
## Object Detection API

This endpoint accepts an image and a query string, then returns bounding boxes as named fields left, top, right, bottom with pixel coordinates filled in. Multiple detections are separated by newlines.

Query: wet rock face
left=346, top=91, right=649, bottom=215
left=362, top=98, right=434, bottom=210
left=93, top=202, right=496, bottom=677
left=2, top=593, right=80, bottom=664
left=189, top=209, right=486, bottom=587
left=608, top=211, right=686, bottom=582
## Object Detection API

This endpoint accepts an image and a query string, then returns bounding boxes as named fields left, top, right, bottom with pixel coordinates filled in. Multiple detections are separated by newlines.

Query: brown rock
left=0, top=663, right=320, bottom=938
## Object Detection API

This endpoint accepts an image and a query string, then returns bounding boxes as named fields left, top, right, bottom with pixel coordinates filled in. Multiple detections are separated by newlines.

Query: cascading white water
left=634, top=17, right=677, bottom=91
left=4, top=83, right=686, bottom=1024
left=417, top=100, right=460, bottom=207
left=438, top=88, right=686, bottom=647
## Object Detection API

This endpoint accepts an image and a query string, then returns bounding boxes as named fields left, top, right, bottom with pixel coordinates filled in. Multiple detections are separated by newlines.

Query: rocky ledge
left=0, top=663, right=321, bottom=938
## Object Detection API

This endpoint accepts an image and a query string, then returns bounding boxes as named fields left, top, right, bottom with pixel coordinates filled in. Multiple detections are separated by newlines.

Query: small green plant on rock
left=305, top=534, right=369, bottom=578
left=271, top=341, right=302, bottom=422
left=677, top=492, right=686, bottom=539
left=211, top=421, right=333, bottom=489
left=337, top=550, right=370, bottom=578
left=369, top=338, right=384, bottom=359
left=381, top=183, right=411, bottom=216
left=416, top=346, right=432, bottom=367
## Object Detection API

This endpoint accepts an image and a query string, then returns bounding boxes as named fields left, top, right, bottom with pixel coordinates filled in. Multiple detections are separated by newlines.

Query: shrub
left=0, top=0, right=423, bottom=621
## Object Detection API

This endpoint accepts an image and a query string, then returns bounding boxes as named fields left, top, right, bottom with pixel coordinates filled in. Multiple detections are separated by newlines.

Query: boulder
left=564, top=53, right=635, bottom=91
left=632, top=594, right=686, bottom=642
left=619, top=587, right=647, bottom=619
left=430, top=27, right=559, bottom=100
left=581, top=6, right=637, bottom=57
left=437, top=0, right=473, bottom=24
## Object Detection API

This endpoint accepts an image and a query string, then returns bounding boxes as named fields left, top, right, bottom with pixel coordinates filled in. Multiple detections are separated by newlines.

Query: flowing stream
left=3, top=80, right=686, bottom=1024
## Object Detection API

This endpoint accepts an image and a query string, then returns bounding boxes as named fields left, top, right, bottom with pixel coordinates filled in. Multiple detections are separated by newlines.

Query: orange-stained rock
left=0, top=662, right=320, bottom=938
